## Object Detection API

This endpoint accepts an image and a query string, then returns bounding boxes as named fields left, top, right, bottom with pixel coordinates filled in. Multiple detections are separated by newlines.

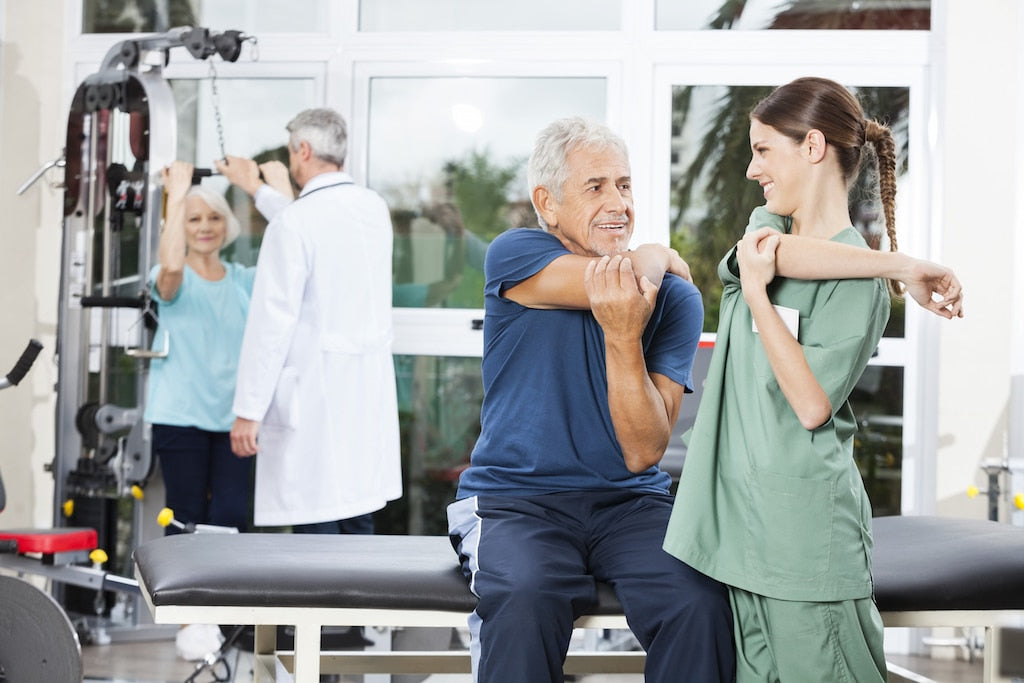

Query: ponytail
left=864, top=118, right=902, bottom=296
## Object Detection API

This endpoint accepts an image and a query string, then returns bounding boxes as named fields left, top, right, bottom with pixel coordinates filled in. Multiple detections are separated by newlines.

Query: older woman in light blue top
left=144, top=161, right=255, bottom=534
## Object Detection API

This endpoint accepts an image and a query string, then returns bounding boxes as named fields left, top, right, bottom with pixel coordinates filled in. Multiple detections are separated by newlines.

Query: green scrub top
left=664, top=207, right=891, bottom=602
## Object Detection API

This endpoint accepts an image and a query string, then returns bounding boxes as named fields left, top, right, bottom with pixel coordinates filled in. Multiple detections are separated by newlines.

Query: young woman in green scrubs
left=664, top=77, right=963, bottom=682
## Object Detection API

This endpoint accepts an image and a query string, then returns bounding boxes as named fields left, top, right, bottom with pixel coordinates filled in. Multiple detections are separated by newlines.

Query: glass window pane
left=82, top=0, right=329, bottom=34
left=369, top=76, right=605, bottom=310
left=377, top=355, right=483, bottom=535
left=656, top=0, right=930, bottom=30
left=359, top=0, right=621, bottom=31
left=668, top=83, right=909, bottom=338
left=851, top=366, right=904, bottom=516
left=170, top=77, right=317, bottom=264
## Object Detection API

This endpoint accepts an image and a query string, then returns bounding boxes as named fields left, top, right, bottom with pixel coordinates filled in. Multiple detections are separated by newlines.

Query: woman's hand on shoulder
left=737, top=228, right=781, bottom=300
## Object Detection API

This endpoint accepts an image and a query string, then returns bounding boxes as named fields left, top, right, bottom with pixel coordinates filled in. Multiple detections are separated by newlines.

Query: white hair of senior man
left=527, top=116, right=630, bottom=231
left=286, top=108, right=348, bottom=168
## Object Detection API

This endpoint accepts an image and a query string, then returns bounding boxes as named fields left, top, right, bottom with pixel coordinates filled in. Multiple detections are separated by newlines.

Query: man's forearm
left=604, top=340, right=674, bottom=473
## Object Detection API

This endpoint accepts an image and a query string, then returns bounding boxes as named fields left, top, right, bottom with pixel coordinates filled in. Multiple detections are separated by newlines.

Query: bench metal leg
left=293, top=622, right=322, bottom=681
left=984, top=626, right=1013, bottom=683
left=253, top=624, right=277, bottom=682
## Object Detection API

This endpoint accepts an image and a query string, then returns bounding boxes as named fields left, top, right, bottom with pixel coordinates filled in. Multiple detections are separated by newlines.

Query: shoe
left=175, top=623, right=224, bottom=661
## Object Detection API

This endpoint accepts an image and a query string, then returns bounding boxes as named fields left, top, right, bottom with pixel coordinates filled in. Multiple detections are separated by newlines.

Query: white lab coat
left=233, top=172, right=402, bottom=526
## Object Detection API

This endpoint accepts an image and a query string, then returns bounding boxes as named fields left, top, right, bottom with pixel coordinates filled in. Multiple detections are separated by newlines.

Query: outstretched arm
left=215, top=155, right=293, bottom=221
left=505, top=242, right=691, bottom=310
left=154, top=161, right=193, bottom=301
left=748, top=228, right=964, bottom=319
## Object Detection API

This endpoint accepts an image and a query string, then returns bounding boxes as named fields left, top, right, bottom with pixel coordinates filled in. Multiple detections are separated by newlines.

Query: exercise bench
left=133, top=515, right=1024, bottom=682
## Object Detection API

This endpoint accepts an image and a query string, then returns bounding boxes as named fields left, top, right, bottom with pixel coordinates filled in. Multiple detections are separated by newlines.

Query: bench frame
left=138, top=586, right=1022, bottom=683
left=137, top=594, right=643, bottom=681
left=136, top=516, right=1024, bottom=683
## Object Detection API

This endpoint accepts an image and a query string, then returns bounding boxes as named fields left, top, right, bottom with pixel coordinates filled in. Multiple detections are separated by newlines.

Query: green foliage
left=447, top=150, right=524, bottom=242
left=428, top=149, right=525, bottom=309
left=670, top=85, right=772, bottom=332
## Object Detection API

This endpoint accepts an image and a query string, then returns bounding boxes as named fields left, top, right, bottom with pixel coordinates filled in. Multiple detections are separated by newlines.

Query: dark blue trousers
left=153, top=424, right=253, bottom=534
left=291, top=514, right=375, bottom=535
left=448, top=490, right=735, bottom=683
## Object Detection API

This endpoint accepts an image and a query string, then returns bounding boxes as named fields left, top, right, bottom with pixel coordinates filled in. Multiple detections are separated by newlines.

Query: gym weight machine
left=9, top=25, right=252, bottom=651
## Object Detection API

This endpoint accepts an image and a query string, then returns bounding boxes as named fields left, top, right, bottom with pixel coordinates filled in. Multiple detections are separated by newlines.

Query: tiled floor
left=79, top=632, right=986, bottom=683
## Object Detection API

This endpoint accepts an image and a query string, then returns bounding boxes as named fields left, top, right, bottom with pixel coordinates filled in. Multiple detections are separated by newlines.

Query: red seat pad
left=0, top=527, right=97, bottom=554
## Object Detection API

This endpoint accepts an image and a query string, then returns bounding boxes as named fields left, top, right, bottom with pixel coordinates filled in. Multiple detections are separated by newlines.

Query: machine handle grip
left=80, top=296, right=145, bottom=309
left=5, top=339, right=43, bottom=387
left=191, top=168, right=219, bottom=184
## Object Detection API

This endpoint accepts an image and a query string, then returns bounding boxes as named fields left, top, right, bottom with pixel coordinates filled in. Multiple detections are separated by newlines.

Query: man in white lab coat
left=225, top=108, right=402, bottom=533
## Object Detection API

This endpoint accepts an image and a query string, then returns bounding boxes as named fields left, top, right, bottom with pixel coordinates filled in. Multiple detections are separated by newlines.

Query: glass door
left=359, top=71, right=608, bottom=532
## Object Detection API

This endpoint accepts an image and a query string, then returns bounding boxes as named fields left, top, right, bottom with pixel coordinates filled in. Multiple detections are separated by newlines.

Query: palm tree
left=668, top=0, right=919, bottom=331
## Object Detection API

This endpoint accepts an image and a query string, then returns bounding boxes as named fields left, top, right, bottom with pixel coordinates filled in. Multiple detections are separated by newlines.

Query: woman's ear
left=805, top=129, right=827, bottom=164
left=532, top=185, right=558, bottom=228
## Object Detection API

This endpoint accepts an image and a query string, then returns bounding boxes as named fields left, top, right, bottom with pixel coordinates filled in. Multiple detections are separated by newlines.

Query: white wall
left=935, top=0, right=1022, bottom=519
left=1009, top=0, right=1024, bottom=528
left=0, top=0, right=64, bottom=527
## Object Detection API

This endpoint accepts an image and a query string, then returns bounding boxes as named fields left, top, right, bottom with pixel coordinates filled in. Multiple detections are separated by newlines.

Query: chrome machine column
left=54, top=26, right=247, bottom=628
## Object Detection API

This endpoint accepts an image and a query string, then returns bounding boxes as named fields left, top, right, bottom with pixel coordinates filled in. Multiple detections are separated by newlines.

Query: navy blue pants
left=153, top=424, right=253, bottom=534
left=447, top=490, right=735, bottom=683
left=291, top=513, right=374, bottom=535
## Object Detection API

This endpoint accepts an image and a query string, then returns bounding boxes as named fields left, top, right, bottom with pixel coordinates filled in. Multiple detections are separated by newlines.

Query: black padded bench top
left=134, top=516, right=1024, bottom=616
left=136, top=534, right=477, bottom=612
left=134, top=532, right=624, bottom=614
left=871, top=515, right=1024, bottom=612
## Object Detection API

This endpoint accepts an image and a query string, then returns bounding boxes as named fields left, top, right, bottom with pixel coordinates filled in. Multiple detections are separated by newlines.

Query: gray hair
left=286, top=108, right=348, bottom=167
left=527, top=116, right=629, bottom=230
left=186, top=184, right=241, bottom=248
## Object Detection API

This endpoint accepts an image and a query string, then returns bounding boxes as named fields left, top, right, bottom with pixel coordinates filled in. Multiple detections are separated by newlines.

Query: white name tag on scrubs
left=752, top=304, right=800, bottom=339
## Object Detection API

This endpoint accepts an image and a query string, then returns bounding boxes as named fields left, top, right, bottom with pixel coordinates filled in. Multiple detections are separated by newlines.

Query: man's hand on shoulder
left=630, top=243, right=692, bottom=284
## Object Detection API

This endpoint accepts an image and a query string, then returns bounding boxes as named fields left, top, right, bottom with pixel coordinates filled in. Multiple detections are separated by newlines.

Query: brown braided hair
left=863, top=119, right=902, bottom=295
left=751, top=77, right=903, bottom=295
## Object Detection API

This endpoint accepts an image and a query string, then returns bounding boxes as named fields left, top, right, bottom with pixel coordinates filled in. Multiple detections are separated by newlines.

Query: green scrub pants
left=729, top=586, right=886, bottom=683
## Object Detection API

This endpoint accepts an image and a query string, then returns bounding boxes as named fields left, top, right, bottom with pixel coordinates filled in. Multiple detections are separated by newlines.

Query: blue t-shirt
left=144, top=262, right=255, bottom=432
left=456, top=228, right=704, bottom=498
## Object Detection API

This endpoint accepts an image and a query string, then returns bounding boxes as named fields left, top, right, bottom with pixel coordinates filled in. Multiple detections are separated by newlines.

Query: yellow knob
left=130, top=485, right=144, bottom=500
left=966, top=485, right=979, bottom=499
left=1014, top=493, right=1024, bottom=510
left=89, top=549, right=108, bottom=565
left=157, top=507, right=175, bottom=528
left=62, top=499, right=75, bottom=517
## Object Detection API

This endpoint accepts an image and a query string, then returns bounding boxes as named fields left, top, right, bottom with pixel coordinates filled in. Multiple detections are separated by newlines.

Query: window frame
left=350, top=59, right=621, bottom=357
left=63, top=1, right=943, bottom=516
